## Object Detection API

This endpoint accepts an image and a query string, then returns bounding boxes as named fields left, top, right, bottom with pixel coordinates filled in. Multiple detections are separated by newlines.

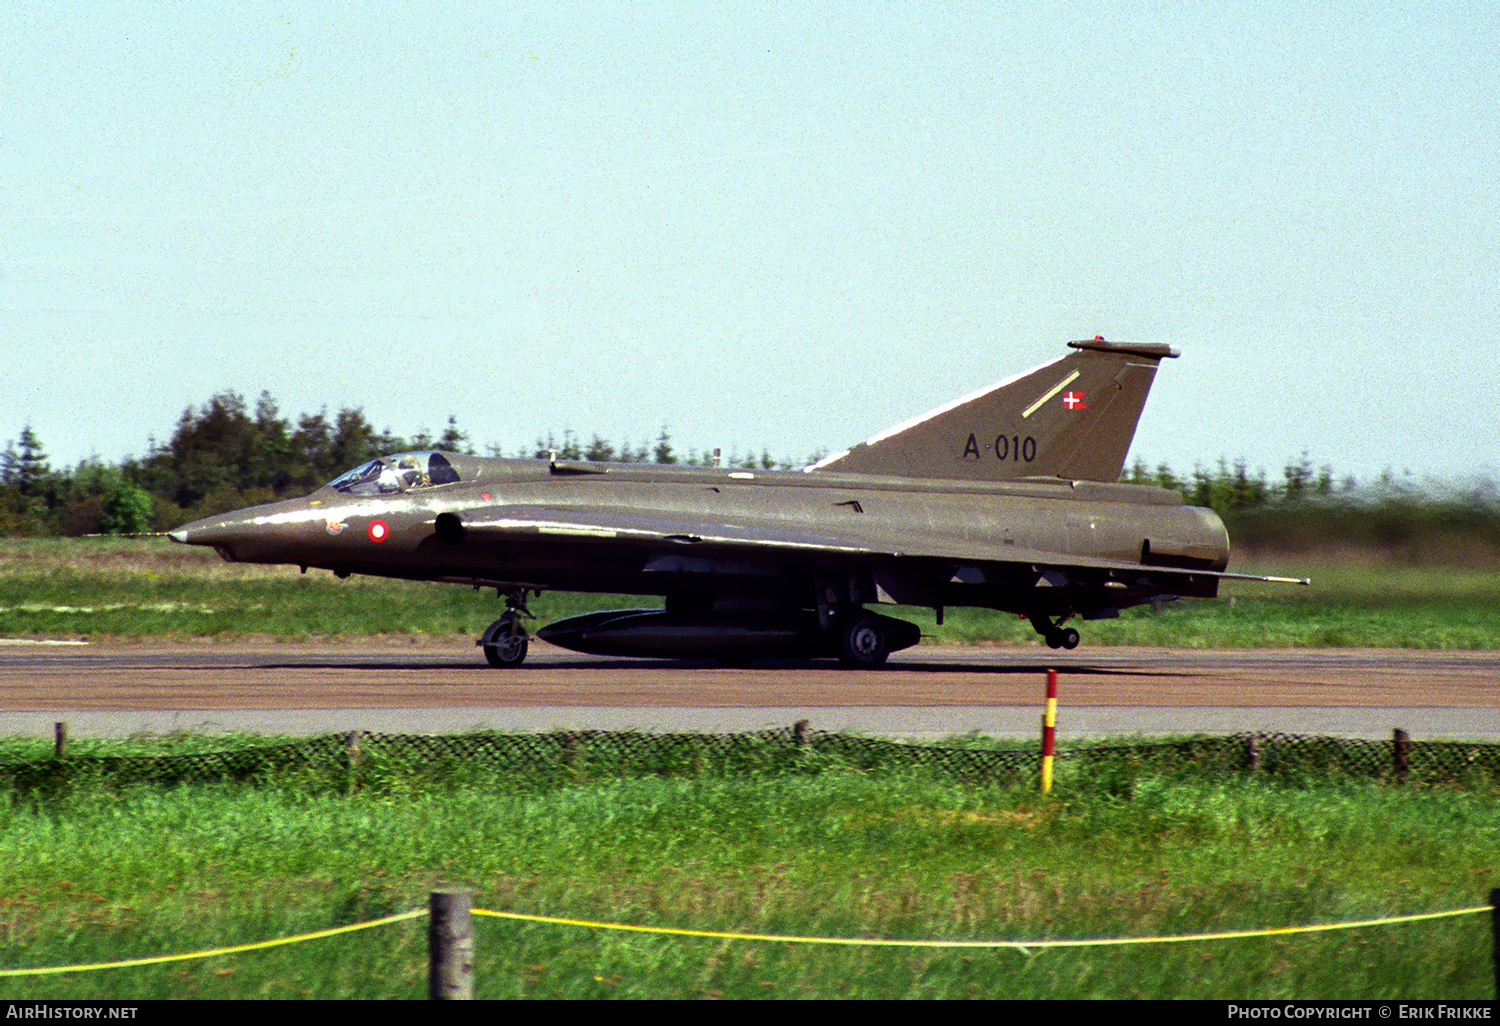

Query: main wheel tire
left=484, top=630, right=529, bottom=668
left=1059, top=627, right=1080, bottom=650
left=837, top=615, right=889, bottom=669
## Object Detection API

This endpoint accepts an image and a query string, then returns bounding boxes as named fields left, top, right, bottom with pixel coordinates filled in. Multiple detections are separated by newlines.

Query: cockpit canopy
left=327, top=451, right=463, bottom=495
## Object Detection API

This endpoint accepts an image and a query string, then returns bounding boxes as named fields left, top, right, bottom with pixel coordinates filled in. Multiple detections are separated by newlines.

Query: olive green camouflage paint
left=170, top=340, right=1305, bottom=666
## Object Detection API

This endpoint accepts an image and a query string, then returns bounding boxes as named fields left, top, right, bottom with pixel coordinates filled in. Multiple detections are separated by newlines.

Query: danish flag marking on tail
left=1064, top=391, right=1089, bottom=410
left=1022, top=371, right=1081, bottom=419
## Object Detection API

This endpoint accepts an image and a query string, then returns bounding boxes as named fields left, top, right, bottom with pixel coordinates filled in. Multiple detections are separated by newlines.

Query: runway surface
left=0, top=639, right=1495, bottom=740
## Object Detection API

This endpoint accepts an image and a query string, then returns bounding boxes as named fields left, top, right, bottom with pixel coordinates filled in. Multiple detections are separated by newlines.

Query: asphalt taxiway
left=0, top=640, right=1494, bottom=740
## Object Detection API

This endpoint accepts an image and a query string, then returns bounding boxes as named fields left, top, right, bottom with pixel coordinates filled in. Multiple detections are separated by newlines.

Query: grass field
left=1, top=754, right=1495, bottom=1000
left=1, top=537, right=1497, bottom=648
left=3, top=537, right=1496, bottom=999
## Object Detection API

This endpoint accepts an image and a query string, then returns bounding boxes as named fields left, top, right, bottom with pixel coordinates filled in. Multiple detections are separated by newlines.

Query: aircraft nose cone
left=168, top=497, right=330, bottom=564
left=169, top=506, right=296, bottom=562
left=170, top=514, right=234, bottom=546
left=168, top=513, right=247, bottom=560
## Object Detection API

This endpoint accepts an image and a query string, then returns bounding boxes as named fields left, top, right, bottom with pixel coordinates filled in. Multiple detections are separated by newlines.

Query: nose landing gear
left=478, top=589, right=536, bottom=668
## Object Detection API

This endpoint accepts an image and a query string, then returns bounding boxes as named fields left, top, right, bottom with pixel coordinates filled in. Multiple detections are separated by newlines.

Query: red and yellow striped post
left=1040, top=668, right=1058, bottom=793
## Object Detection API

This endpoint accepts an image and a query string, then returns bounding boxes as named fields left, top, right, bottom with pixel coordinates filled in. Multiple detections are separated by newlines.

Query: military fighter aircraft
left=169, top=338, right=1305, bottom=668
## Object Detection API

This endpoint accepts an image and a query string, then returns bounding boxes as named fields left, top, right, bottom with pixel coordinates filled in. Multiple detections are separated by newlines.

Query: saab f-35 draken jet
left=169, top=339, right=1305, bottom=668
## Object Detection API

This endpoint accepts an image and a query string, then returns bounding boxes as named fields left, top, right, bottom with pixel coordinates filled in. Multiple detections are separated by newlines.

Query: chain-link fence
left=4, top=726, right=1498, bottom=793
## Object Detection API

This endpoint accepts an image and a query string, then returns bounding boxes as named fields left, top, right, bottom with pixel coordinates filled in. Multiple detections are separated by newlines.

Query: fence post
left=1040, top=669, right=1057, bottom=794
left=346, top=731, right=364, bottom=795
left=793, top=719, right=810, bottom=749
left=429, top=889, right=474, bottom=1000
left=1393, top=728, right=1410, bottom=784
left=1491, top=887, right=1500, bottom=1001
left=1244, top=732, right=1260, bottom=773
left=54, top=721, right=68, bottom=760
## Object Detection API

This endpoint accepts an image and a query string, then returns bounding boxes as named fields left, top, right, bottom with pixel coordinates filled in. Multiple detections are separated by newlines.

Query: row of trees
left=2, top=392, right=1496, bottom=562
left=1120, top=455, right=1500, bottom=560
left=124, top=392, right=473, bottom=516
left=0, top=391, right=796, bottom=537
left=1121, top=454, right=1341, bottom=515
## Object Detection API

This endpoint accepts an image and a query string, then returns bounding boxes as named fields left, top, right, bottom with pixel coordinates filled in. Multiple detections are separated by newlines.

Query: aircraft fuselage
left=173, top=454, right=1229, bottom=622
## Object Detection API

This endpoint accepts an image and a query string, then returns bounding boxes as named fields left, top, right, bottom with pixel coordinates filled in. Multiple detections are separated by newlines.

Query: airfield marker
left=1041, top=669, right=1058, bottom=793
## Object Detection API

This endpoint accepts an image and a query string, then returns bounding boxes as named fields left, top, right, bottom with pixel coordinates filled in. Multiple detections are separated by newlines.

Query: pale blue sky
left=4, top=2, right=1497, bottom=484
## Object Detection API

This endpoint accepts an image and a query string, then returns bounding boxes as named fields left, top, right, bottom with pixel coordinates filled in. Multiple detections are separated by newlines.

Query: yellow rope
left=4, top=902, right=1489, bottom=976
left=0, top=909, right=425, bottom=977
left=473, top=904, right=1492, bottom=949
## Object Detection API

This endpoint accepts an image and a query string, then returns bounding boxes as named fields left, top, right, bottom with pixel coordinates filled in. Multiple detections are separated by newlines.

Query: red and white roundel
left=367, top=519, right=390, bottom=543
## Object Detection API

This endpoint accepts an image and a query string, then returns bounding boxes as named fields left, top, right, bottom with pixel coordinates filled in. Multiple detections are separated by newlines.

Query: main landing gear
left=836, top=612, right=891, bottom=669
left=478, top=589, right=535, bottom=668
left=827, top=609, right=923, bottom=669
left=1046, top=626, right=1081, bottom=651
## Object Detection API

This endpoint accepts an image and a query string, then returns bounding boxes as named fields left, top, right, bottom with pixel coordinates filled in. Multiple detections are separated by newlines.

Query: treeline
left=1121, top=456, right=1500, bottom=561
left=0, top=390, right=794, bottom=537
left=1121, top=454, right=1340, bottom=513
left=1, top=393, right=1496, bottom=565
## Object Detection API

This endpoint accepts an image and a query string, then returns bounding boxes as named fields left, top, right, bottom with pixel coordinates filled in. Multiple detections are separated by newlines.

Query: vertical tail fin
left=806, top=338, right=1179, bottom=483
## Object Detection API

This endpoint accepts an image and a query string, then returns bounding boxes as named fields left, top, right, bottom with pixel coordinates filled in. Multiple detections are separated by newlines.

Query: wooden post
left=1244, top=732, right=1260, bottom=773
left=1490, top=887, right=1499, bottom=1001
left=429, top=889, right=474, bottom=1000
left=346, top=731, right=364, bottom=795
left=1393, top=728, right=1410, bottom=783
left=54, top=721, right=68, bottom=759
left=1040, top=669, right=1057, bottom=794
left=793, top=719, right=810, bottom=749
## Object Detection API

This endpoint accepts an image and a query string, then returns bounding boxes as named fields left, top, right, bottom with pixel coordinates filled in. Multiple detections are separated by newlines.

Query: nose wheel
left=482, top=626, right=529, bottom=668
left=479, top=589, right=536, bottom=668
